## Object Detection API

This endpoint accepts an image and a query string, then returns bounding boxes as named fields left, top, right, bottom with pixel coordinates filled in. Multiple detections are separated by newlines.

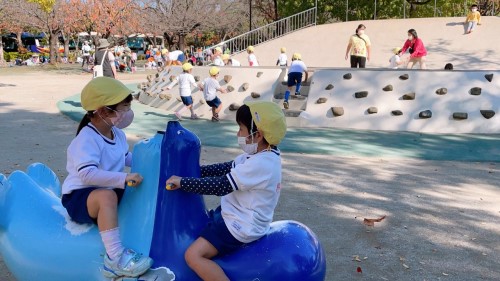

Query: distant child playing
left=61, top=77, right=153, bottom=278
left=199, top=66, right=227, bottom=122
left=246, top=46, right=259, bottom=66
left=283, top=53, right=308, bottom=109
left=389, top=47, right=404, bottom=69
left=166, top=101, right=287, bottom=281
left=276, top=47, right=288, bottom=67
left=171, top=63, right=200, bottom=120
left=464, top=4, right=481, bottom=34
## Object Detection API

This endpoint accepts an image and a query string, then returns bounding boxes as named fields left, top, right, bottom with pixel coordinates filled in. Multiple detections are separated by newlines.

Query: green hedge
left=2, top=52, right=34, bottom=62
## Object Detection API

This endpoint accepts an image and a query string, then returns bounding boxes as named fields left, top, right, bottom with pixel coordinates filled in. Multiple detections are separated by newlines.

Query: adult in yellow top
left=345, top=24, right=371, bottom=68
left=464, top=4, right=481, bottom=34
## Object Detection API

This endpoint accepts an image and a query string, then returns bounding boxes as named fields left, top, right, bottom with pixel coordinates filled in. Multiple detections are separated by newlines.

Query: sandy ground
left=1, top=66, right=499, bottom=281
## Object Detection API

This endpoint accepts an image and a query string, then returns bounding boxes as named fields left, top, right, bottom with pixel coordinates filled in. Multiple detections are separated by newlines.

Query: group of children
left=63, top=75, right=287, bottom=280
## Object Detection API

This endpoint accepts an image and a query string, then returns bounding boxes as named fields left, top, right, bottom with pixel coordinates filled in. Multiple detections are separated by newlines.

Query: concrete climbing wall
left=137, top=66, right=283, bottom=120
left=136, top=66, right=499, bottom=134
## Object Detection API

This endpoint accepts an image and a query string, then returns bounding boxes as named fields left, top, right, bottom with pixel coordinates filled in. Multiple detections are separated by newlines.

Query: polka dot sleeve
left=201, top=161, right=234, bottom=178
left=180, top=176, right=233, bottom=196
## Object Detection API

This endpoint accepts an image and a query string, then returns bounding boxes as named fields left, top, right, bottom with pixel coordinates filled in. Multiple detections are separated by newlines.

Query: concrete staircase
left=273, top=69, right=315, bottom=118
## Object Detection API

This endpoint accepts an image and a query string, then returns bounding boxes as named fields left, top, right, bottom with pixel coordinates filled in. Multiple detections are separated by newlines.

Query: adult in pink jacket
left=400, top=29, right=427, bottom=69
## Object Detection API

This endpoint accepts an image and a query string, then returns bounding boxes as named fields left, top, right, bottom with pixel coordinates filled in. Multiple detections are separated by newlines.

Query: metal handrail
left=212, top=7, right=317, bottom=56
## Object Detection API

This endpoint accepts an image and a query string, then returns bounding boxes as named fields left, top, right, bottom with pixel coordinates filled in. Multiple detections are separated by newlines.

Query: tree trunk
left=63, top=37, right=70, bottom=58
left=0, top=41, right=5, bottom=66
left=49, top=32, right=58, bottom=65
left=16, top=33, right=24, bottom=49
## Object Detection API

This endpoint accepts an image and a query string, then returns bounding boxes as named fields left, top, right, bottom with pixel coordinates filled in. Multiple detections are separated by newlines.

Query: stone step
left=274, top=93, right=308, bottom=100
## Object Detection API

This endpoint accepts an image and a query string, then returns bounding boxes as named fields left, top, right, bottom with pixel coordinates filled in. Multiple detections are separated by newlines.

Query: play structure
left=0, top=121, right=326, bottom=281
left=136, top=66, right=499, bottom=134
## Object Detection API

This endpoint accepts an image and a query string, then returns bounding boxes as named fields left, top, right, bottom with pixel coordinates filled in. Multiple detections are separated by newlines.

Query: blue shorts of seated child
left=62, top=187, right=125, bottom=224
left=200, top=206, right=244, bottom=256
left=181, top=96, right=193, bottom=106
left=287, top=72, right=303, bottom=87
left=206, top=96, right=222, bottom=109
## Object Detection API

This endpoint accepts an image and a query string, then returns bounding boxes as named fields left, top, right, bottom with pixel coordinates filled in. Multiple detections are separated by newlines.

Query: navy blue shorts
left=206, top=97, right=222, bottom=108
left=200, top=206, right=244, bottom=256
left=62, top=187, right=125, bottom=225
left=181, top=96, right=193, bottom=106
left=287, top=72, right=303, bottom=87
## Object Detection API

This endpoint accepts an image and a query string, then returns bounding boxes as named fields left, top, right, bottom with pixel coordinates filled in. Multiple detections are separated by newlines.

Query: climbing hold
left=226, top=85, right=235, bottom=92
left=391, top=110, right=403, bottom=116
left=316, top=97, right=327, bottom=104
left=331, top=107, right=344, bottom=116
left=199, top=99, right=205, bottom=104
left=354, top=91, right=368, bottom=98
left=257, top=72, right=263, bottom=77
left=367, top=107, right=378, bottom=114
left=485, top=73, right=493, bottom=82
left=402, top=92, right=415, bottom=100
left=452, top=112, right=468, bottom=120
left=480, top=110, right=495, bottom=119
left=435, top=88, right=447, bottom=95
left=229, top=103, right=241, bottom=111
left=169, top=76, right=176, bottom=82
left=469, top=87, right=481, bottom=96
left=224, top=75, right=232, bottom=83
left=194, top=75, right=200, bottom=82
left=343, top=73, right=352, bottom=80
left=251, top=92, right=261, bottom=99
left=176, top=96, right=182, bottom=102
left=159, top=93, right=172, bottom=100
left=382, top=85, right=393, bottom=91
left=241, top=83, right=250, bottom=91
left=325, top=84, right=334, bottom=90
left=399, top=74, right=409, bottom=80
left=419, top=110, right=432, bottom=119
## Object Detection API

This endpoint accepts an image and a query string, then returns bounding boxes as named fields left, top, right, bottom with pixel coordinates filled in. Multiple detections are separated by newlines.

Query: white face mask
left=115, top=110, right=134, bottom=129
left=471, top=8, right=477, bottom=12
left=358, top=30, right=365, bottom=35
left=238, top=131, right=258, bottom=155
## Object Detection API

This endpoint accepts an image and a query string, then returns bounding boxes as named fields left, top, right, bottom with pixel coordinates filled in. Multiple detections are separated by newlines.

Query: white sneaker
left=102, top=248, right=153, bottom=278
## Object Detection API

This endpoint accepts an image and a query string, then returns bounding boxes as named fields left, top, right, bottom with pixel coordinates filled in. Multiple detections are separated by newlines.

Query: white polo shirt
left=222, top=148, right=282, bottom=243
left=62, top=124, right=131, bottom=195
left=289, top=60, right=307, bottom=73
left=248, top=54, right=259, bottom=66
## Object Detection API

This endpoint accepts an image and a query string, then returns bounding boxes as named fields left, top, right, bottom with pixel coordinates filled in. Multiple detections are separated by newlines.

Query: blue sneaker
left=102, top=248, right=153, bottom=278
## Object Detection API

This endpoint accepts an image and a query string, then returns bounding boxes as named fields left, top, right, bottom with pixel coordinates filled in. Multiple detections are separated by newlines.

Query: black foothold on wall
left=402, top=92, right=416, bottom=100
left=485, top=73, right=493, bottom=82
left=399, top=74, right=409, bottom=80
left=480, top=110, right=495, bottom=119
left=343, top=73, right=352, bottom=80
left=391, top=110, right=403, bottom=116
left=419, top=110, right=432, bottom=119
left=331, top=107, right=344, bottom=116
left=452, top=112, right=468, bottom=120
left=383, top=85, right=393, bottom=91
left=355, top=91, right=368, bottom=98
left=435, top=88, right=448, bottom=95
left=469, top=87, right=481, bottom=96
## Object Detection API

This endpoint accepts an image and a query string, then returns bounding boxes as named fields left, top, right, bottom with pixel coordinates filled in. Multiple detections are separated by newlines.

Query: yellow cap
left=182, top=63, right=193, bottom=71
left=246, top=101, right=287, bottom=145
left=280, top=47, right=286, bottom=53
left=214, top=47, right=223, bottom=53
left=392, top=47, right=401, bottom=55
left=209, top=66, right=219, bottom=76
left=81, top=77, right=132, bottom=111
left=292, top=53, right=301, bottom=60
left=247, top=46, right=254, bottom=52
left=221, top=54, right=230, bottom=61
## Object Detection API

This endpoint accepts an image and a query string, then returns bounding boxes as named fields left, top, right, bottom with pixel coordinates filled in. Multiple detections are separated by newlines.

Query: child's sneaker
left=211, top=116, right=220, bottom=122
left=175, top=112, right=182, bottom=120
left=102, top=248, right=153, bottom=278
left=283, top=101, right=289, bottom=109
left=295, top=92, right=301, bottom=96
left=190, top=114, right=199, bottom=120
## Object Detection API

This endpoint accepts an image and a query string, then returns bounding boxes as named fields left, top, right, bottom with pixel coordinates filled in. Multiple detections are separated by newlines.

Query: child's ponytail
left=76, top=112, right=93, bottom=136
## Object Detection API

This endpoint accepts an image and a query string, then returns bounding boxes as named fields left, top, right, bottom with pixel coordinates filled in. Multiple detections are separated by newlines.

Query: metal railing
left=213, top=7, right=317, bottom=56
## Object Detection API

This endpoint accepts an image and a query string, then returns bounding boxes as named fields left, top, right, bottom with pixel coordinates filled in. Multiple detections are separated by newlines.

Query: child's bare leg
left=88, top=189, right=118, bottom=231
left=419, top=57, right=427, bottom=69
left=406, top=59, right=415, bottom=69
left=185, top=238, right=229, bottom=281
left=215, top=103, right=222, bottom=114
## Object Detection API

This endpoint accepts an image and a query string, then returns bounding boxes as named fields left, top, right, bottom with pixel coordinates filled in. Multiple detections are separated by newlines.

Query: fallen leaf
left=402, top=263, right=410, bottom=269
left=482, top=253, right=488, bottom=256
left=442, top=273, right=449, bottom=276
left=363, top=215, right=387, bottom=226
left=352, top=255, right=361, bottom=262
left=363, top=257, right=368, bottom=260
left=357, top=266, right=362, bottom=273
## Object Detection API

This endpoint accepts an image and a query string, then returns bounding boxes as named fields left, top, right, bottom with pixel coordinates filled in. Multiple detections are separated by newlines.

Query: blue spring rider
left=0, top=121, right=326, bottom=280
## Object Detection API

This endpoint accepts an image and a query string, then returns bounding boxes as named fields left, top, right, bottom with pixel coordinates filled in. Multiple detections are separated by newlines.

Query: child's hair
left=444, top=63, right=454, bottom=70
left=236, top=105, right=258, bottom=135
left=408, top=29, right=418, bottom=38
left=471, top=4, right=478, bottom=8
left=356, top=24, right=366, bottom=34
left=76, top=94, right=133, bottom=135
